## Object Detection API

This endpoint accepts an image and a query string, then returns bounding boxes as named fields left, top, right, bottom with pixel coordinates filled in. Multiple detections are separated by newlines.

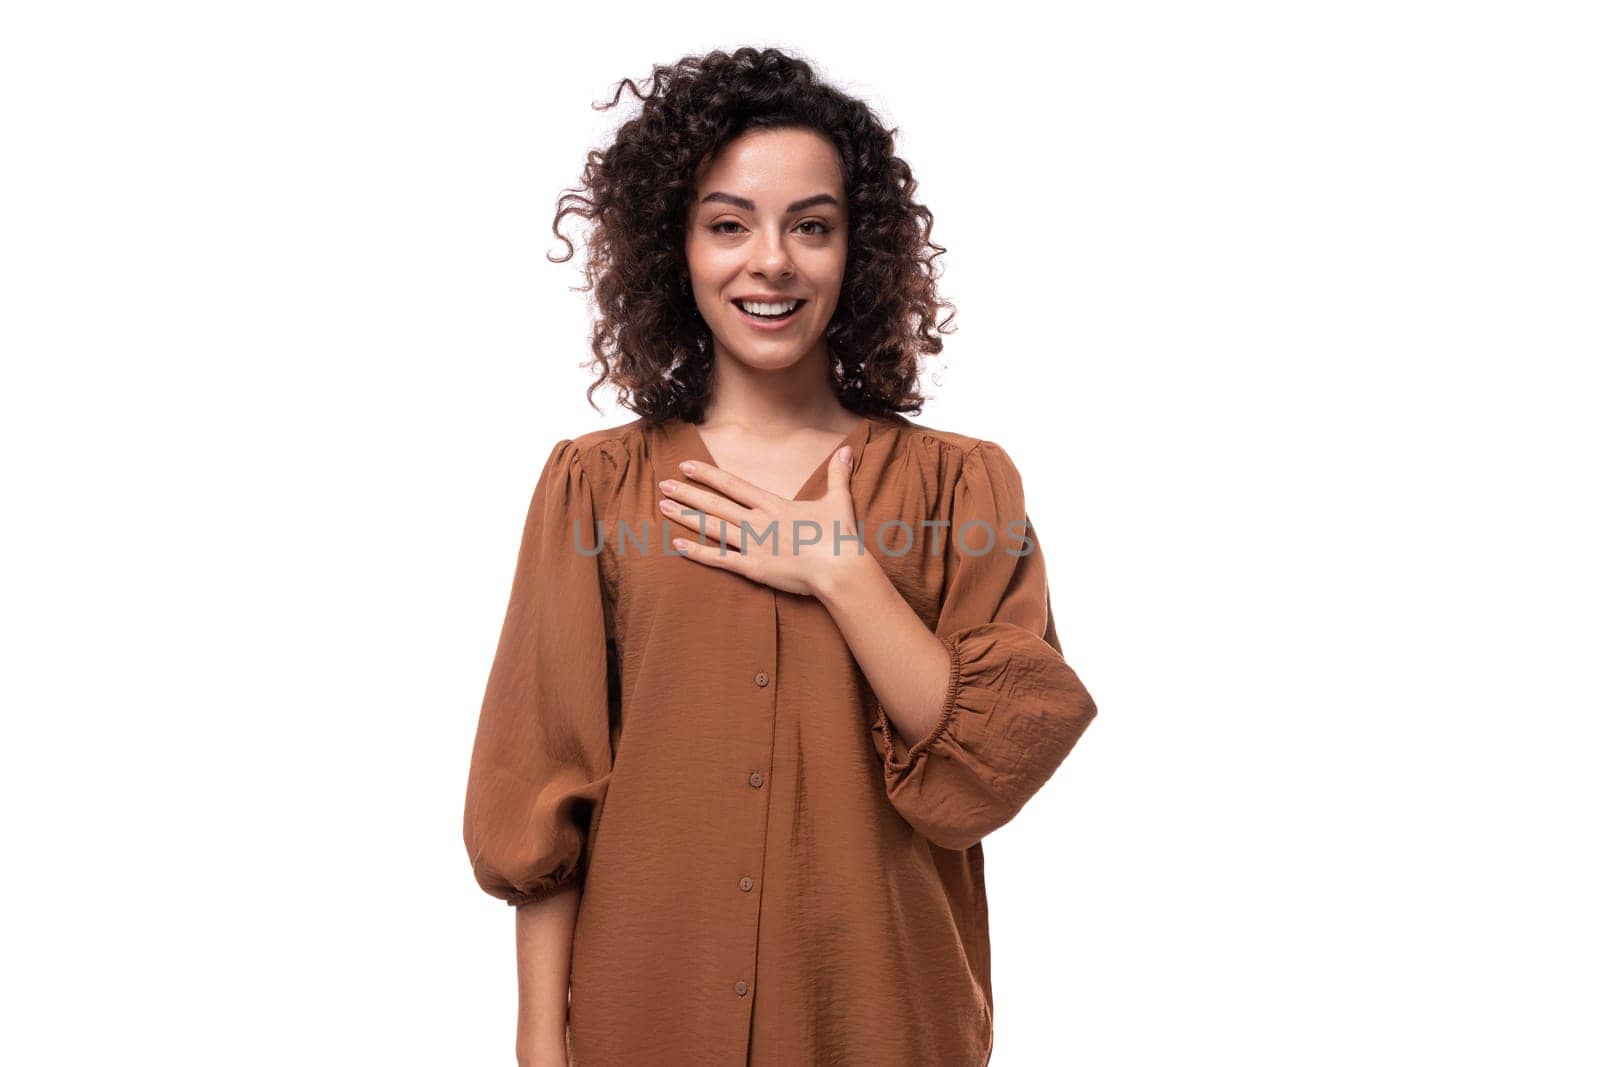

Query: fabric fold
left=462, top=438, right=616, bottom=906
left=870, top=440, right=1097, bottom=851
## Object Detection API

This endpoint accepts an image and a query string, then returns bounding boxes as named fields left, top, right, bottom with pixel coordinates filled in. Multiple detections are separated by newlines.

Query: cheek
left=812, top=261, right=847, bottom=305
left=817, top=243, right=848, bottom=288
left=686, top=241, right=739, bottom=284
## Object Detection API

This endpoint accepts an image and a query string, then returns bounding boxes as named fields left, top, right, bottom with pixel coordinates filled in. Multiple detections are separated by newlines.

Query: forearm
left=514, top=884, right=580, bottom=1064
left=814, top=552, right=950, bottom=750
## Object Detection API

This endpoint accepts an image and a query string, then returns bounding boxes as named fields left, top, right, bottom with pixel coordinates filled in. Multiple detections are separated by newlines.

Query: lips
left=732, top=299, right=806, bottom=330
left=734, top=298, right=806, bottom=314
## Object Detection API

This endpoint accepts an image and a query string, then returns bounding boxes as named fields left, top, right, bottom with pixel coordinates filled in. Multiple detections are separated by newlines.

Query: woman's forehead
left=693, top=129, right=845, bottom=199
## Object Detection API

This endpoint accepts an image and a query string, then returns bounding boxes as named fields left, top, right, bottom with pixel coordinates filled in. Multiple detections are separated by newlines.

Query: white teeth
left=737, top=299, right=800, bottom=316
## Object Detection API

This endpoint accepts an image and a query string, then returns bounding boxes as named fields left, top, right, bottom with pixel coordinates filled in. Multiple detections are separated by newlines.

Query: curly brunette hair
left=549, top=47, right=957, bottom=423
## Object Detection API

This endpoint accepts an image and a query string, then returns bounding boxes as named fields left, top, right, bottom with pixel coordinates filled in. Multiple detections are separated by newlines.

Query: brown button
left=739, top=876, right=754, bottom=891
left=754, top=672, right=770, bottom=687
left=749, top=771, right=764, bottom=788
left=734, top=980, right=749, bottom=996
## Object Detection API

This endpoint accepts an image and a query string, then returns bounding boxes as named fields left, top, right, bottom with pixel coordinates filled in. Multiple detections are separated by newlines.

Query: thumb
left=826, top=444, right=853, bottom=500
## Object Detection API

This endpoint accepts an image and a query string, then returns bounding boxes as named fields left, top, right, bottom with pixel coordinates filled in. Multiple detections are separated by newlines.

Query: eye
left=709, top=219, right=833, bottom=236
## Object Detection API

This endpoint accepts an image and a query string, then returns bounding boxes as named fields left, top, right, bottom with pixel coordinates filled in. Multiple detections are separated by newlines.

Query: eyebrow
left=699, top=192, right=842, bottom=213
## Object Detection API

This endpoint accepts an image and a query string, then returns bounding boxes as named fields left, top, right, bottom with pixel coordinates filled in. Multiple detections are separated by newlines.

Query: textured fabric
left=462, top=412, right=1098, bottom=1066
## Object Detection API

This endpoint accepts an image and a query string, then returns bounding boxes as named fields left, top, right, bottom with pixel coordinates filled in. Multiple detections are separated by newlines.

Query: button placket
left=725, top=595, right=780, bottom=1022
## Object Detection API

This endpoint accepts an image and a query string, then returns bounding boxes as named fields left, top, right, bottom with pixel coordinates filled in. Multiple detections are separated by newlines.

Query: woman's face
left=684, top=127, right=849, bottom=376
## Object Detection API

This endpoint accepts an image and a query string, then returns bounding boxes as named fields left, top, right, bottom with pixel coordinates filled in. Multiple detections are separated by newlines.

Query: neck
left=701, top=339, right=854, bottom=432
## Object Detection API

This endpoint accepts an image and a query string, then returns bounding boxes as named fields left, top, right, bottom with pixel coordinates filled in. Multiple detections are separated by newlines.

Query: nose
left=747, top=224, right=794, bottom=279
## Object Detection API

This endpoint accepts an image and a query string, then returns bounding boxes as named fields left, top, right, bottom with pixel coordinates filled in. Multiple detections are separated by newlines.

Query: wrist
left=516, top=1030, right=569, bottom=1067
left=811, top=544, right=878, bottom=606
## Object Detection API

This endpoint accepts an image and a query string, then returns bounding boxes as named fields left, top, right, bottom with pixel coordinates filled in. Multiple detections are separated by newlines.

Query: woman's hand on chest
left=655, top=447, right=869, bottom=598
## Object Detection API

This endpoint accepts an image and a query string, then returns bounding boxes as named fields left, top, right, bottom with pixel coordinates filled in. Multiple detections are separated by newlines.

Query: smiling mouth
left=733, top=299, right=806, bottom=321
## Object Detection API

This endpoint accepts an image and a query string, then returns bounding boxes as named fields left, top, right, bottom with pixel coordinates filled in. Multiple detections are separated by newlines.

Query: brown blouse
left=462, top=411, right=1098, bottom=1066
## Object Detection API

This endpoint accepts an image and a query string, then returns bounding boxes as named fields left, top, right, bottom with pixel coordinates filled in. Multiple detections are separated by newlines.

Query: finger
left=678, top=459, right=775, bottom=510
left=659, top=476, right=749, bottom=530
left=670, top=533, right=750, bottom=575
left=825, top=443, right=853, bottom=501
left=660, top=500, right=744, bottom=546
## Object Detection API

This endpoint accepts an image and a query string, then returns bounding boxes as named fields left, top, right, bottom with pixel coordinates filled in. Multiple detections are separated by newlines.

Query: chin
left=722, top=337, right=818, bottom=368
left=726, top=346, right=812, bottom=372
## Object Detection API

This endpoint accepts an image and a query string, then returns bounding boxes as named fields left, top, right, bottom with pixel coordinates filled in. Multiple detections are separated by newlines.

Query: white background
left=3, top=2, right=1596, bottom=1064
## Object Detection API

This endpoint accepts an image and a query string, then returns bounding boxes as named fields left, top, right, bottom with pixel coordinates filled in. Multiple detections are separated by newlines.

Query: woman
left=463, top=47, right=1098, bottom=1066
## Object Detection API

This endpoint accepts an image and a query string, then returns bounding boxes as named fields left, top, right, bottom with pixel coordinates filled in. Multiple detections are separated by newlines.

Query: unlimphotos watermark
left=565, top=515, right=1035, bottom=558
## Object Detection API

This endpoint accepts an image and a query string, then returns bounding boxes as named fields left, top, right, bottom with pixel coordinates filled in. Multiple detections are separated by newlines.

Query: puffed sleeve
left=463, top=438, right=616, bottom=906
left=870, top=440, right=1098, bottom=851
